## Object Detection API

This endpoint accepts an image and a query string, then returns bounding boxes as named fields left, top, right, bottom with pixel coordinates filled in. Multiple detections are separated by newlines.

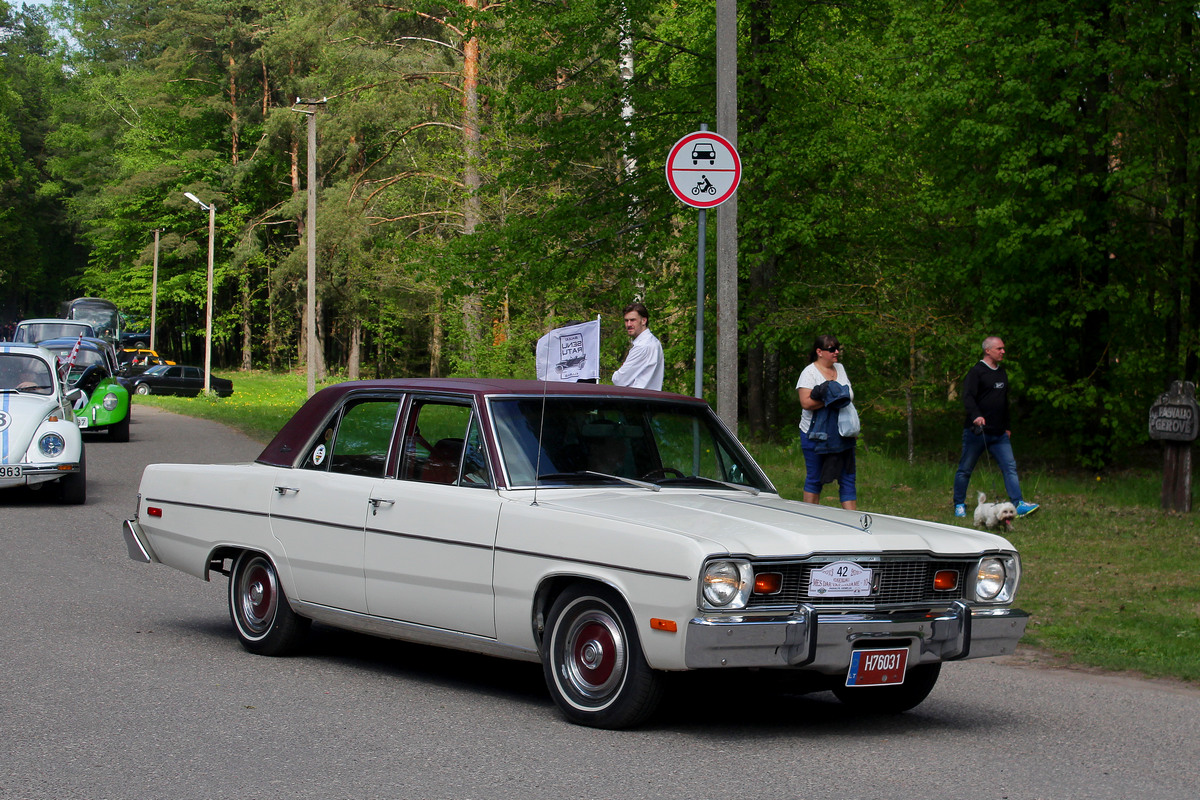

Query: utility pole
left=150, top=229, right=160, bottom=352
left=184, top=193, right=215, bottom=395
left=292, top=98, right=326, bottom=397
left=716, top=0, right=738, bottom=433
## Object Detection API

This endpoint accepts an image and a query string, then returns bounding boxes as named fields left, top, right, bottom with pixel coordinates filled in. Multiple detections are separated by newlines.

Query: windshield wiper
left=536, top=471, right=660, bottom=492
left=655, top=475, right=761, bottom=495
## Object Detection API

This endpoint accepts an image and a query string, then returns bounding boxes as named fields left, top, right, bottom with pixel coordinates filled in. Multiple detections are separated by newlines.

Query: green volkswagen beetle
left=38, top=337, right=132, bottom=442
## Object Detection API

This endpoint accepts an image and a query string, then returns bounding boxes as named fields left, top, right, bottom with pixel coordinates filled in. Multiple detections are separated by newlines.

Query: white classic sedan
left=122, top=378, right=1027, bottom=728
left=1, top=343, right=87, bottom=504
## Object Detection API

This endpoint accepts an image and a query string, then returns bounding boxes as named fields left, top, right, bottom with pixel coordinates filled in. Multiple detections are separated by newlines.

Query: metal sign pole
left=694, top=124, right=708, bottom=400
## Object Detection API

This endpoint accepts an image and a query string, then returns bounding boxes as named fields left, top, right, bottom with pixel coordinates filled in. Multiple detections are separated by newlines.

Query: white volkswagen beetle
left=0, top=344, right=87, bottom=504
left=123, top=379, right=1026, bottom=728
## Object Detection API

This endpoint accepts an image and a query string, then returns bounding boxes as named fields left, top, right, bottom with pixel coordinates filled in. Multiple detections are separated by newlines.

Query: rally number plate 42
left=845, top=648, right=908, bottom=687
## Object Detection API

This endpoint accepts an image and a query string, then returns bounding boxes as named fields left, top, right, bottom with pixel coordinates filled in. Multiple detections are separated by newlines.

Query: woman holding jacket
left=795, top=334, right=857, bottom=509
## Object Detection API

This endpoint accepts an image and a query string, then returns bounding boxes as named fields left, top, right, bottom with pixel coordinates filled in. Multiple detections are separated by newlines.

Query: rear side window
left=302, top=398, right=401, bottom=478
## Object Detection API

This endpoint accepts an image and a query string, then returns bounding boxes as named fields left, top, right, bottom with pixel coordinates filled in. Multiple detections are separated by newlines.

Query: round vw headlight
left=39, top=432, right=66, bottom=458
left=975, top=556, right=1017, bottom=603
left=103, top=393, right=119, bottom=411
left=702, top=560, right=752, bottom=609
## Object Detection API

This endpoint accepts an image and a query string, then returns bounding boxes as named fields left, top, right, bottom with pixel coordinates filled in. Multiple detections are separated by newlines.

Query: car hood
left=529, top=489, right=1015, bottom=557
left=0, top=393, right=60, bottom=461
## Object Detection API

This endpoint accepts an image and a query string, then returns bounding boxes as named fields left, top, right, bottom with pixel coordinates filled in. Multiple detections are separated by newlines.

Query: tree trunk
left=430, top=300, right=444, bottom=378
left=460, top=0, right=483, bottom=367
left=228, top=51, right=239, bottom=166
left=348, top=318, right=361, bottom=380
left=241, top=272, right=252, bottom=370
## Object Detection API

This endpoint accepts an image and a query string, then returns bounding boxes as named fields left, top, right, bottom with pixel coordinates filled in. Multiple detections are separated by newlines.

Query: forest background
left=2, top=0, right=1198, bottom=469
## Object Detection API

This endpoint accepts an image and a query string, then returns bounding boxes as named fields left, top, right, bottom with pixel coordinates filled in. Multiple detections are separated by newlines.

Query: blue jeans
left=800, top=430, right=857, bottom=502
left=953, top=428, right=1022, bottom=505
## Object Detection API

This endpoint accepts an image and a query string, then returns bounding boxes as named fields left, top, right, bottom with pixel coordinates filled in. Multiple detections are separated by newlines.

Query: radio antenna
left=532, top=343, right=550, bottom=507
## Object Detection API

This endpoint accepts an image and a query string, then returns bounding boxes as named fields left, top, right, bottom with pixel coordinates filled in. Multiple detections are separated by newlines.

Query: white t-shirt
left=795, top=361, right=852, bottom=433
left=612, top=329, right=664, bottom=390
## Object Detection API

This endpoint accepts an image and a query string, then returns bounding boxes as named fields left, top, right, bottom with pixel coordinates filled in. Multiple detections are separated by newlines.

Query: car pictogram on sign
left=691, top=142, right=716, bottom=165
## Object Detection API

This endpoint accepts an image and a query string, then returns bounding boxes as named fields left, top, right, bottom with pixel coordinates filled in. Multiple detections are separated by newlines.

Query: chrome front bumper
left=684, top=601, right=1028, bottom=672
left=122, top=519, right=159, bottom=564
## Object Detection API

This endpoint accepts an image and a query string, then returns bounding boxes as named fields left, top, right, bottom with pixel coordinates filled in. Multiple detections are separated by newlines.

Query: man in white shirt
left=612, top=302, right=664, bottom=390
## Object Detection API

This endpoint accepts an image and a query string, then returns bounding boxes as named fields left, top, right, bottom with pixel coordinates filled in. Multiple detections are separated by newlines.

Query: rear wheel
left=229, top=551, right=309, bottom=656
left=542, top=585, right=662, bottom=729
left=832, top=662, right=941, bottom=713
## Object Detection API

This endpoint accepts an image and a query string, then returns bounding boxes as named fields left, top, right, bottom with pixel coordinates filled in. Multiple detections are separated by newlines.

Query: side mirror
left=65, top=387, right=84, bottom=404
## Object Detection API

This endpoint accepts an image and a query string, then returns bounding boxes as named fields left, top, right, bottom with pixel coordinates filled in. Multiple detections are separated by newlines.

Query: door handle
left=368, top=498, right=395, bottom=515
left=274, top=486, right=300, bottom=495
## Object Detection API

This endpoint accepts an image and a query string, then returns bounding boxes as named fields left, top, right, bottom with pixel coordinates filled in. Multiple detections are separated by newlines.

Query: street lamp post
left=184, top=192, right=215, bottom=395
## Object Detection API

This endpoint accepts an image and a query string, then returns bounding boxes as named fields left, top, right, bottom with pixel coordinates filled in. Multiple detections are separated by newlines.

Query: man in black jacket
left=952, top=336, right=1040, bottom=519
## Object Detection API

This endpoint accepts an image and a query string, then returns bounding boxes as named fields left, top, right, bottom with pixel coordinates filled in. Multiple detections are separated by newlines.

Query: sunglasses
left=821, top=345, right=842, bottom=352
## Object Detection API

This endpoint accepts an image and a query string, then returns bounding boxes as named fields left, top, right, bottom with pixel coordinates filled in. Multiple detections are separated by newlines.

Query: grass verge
left=133, top=371, right=1200, bottom=685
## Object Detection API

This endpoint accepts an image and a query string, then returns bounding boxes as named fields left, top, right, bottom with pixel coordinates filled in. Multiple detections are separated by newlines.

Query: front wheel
left=58, top=447, right=86, bottom=505
left=229, top=551, right=310, bottom=656
left=832, top=662, right=941, bottom=714
left=110, top=413, right=130, bottom=442
left=542, top=585, right=662, bottom=729
left=134, top=383, right=151, bottom=395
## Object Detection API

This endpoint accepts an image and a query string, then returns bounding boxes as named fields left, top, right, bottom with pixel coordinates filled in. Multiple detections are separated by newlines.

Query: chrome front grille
left=747, top=558, right=970, bottom=610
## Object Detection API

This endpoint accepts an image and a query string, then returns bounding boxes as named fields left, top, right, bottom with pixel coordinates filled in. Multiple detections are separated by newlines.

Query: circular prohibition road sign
left=665, top=130, right=742, bottom=209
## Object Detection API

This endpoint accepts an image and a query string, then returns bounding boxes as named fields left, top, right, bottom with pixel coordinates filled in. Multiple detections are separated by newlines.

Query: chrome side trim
left=291, top=601, right=541, bottom=665
left=684, top=605, right=1028, bottom=672
left=122, top=519, right=158, bottom=564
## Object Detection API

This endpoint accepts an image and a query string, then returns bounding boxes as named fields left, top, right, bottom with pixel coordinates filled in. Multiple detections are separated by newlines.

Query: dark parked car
left=129, top=364, right=233, bottom=397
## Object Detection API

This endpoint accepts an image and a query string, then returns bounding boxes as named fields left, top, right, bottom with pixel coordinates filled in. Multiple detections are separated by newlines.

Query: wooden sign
left=1148, top=381, right=1198, bottom=442
left=1150, top=380, right=1196, bottom=512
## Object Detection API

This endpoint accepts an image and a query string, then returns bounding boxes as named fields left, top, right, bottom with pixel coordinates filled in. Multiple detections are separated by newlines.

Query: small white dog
left=974, top=492, right=1017, bottom=530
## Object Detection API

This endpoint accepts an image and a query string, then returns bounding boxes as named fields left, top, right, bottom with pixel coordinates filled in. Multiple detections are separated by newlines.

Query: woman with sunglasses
left=795, top=334, right=857, bottom=509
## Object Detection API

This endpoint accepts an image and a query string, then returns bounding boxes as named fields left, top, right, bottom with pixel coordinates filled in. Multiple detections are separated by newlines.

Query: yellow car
left=118, top=348, right=175, bottom=377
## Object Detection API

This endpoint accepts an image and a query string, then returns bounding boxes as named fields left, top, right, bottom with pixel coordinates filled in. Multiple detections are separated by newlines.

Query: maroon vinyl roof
left=255, top=378, right=703, bottom=468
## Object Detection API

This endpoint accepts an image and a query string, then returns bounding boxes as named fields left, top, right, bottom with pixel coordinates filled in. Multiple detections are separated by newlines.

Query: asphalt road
left=2, top=406, right=1198, bottom=800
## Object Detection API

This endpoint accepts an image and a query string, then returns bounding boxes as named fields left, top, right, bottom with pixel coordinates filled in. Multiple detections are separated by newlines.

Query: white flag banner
left=535, top=318, right=601, bottom=382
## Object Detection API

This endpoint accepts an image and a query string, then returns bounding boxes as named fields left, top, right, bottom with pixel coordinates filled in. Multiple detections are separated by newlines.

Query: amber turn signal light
left=650, top=618, right=677, bottom=633
left=753, top=572, right=783, bottom=595
left=933, top=569, right=959, bottom=591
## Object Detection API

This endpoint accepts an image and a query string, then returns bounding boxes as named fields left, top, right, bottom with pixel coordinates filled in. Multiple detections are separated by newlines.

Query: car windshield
left=44, top=348, right=106, bottom=380
left=0, top=353, right=55, bottom=395
left=142, top=365, right=169, bottom=376
left=68, top=300, right=120, bottom=343
left=490, top=396, right=771, bottom=491
left=15, top=322, right=92, bottom=342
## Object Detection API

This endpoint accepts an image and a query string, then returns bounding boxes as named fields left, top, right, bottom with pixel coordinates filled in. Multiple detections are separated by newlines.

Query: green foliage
left=3, top=0, right=1198, bottom=471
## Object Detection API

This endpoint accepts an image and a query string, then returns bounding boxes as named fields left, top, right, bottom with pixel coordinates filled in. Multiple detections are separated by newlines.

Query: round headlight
left=702, top=560, right=751, bottom=608
left=103, top=393, right=119, bottom=411
left=39, top=432, right=66, bottom=458
left=976, top=558, right=1007, bottom=601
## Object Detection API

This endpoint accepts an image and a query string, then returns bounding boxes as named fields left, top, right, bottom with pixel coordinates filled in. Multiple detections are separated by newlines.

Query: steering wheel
left=640, top=467, right=685, bottom=481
